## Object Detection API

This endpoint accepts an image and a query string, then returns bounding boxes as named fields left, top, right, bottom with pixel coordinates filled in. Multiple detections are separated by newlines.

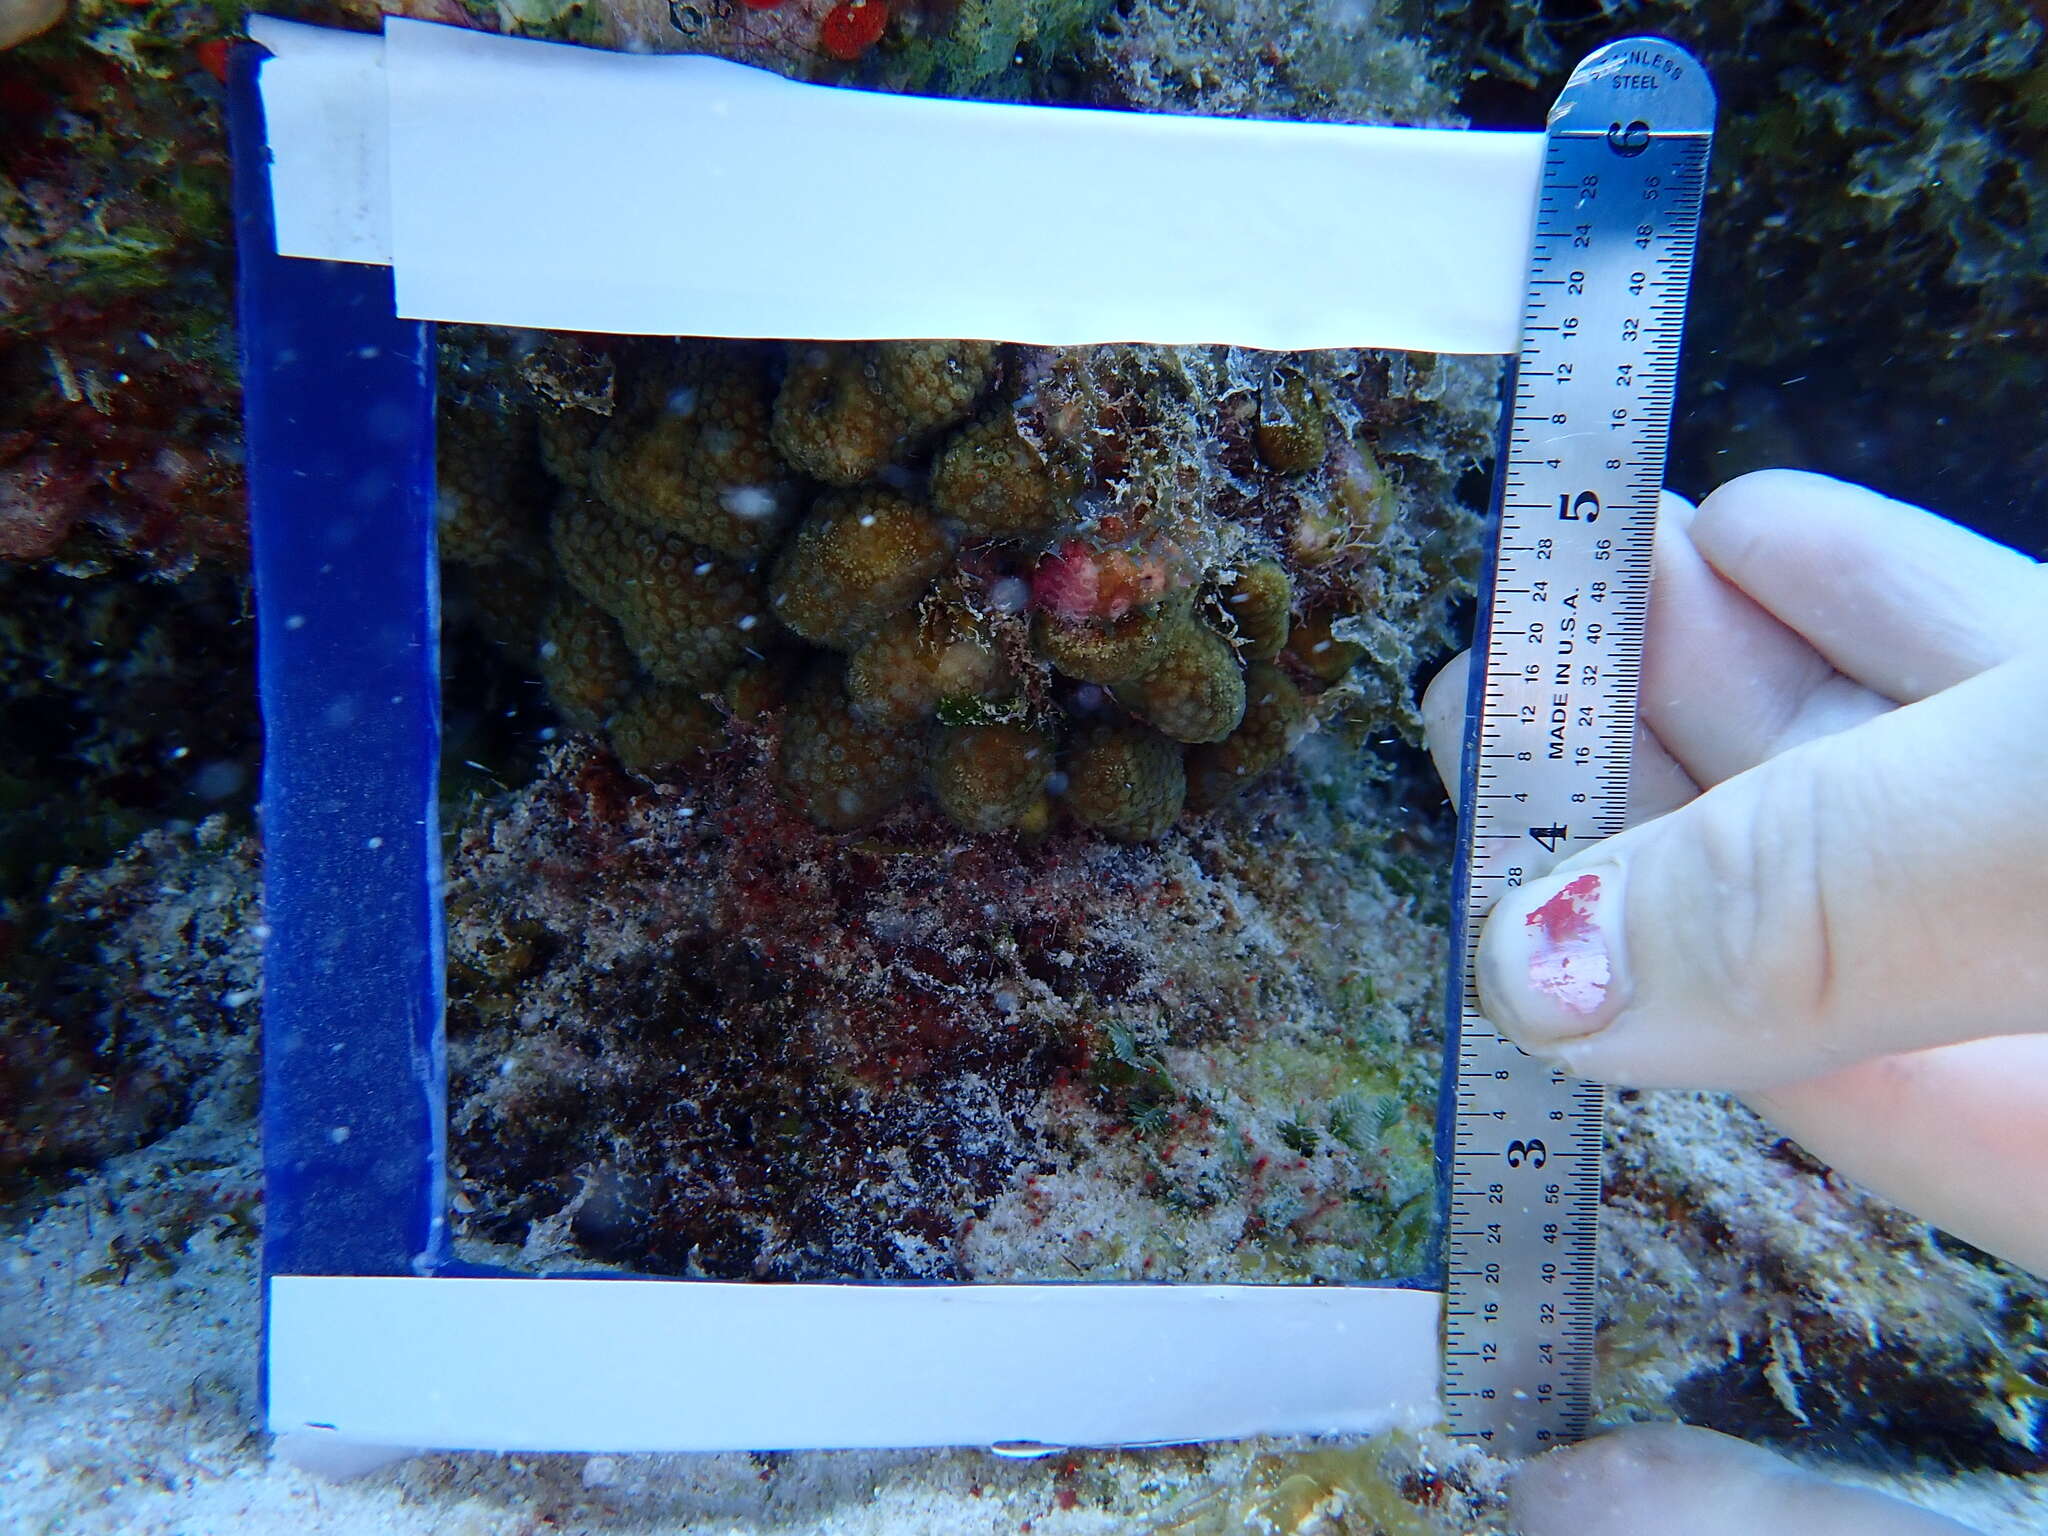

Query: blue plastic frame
left=230, top=38, right=1452, bottom=1411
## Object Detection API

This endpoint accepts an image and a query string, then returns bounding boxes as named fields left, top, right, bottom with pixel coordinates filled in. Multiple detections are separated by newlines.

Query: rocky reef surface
left=418, top=311, right=1500, bottom=1290
left=1435, top=0, right=2047, bottom=556
left=442, top=735, right=1452, bottom=1285
left=3, top=0, right=2045, bottom=1530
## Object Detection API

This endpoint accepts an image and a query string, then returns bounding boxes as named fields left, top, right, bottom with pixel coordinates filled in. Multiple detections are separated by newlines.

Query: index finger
left=1689, top=471, right=2047, bottom=704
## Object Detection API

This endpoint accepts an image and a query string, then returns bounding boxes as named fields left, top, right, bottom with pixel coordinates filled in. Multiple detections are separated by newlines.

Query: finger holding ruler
left=1441, top=38, right=1716, bottom=1457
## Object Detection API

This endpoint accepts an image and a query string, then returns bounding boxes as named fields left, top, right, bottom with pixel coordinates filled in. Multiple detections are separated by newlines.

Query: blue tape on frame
left=230, top=41, right=448, bottom=1282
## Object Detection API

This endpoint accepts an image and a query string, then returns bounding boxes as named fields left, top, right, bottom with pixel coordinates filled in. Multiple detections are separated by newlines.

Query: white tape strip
left=268, top=1275, right=1442, bottom=1453
left=249, top=17, right=391, bottom=267
left=250, top=16, right=1542, bottom=352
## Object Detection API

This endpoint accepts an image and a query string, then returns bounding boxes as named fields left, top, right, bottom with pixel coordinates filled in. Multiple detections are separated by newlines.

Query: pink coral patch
left=1032, top=539, right=1171, bottom=623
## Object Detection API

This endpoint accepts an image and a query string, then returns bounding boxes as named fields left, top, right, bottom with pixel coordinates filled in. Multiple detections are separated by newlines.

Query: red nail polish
left=1524, top=872, right=1611, bottom=1017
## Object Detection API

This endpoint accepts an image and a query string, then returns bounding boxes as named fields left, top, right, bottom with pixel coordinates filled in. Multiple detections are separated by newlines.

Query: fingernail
left=1478, top=864, right=1628, bottom=1051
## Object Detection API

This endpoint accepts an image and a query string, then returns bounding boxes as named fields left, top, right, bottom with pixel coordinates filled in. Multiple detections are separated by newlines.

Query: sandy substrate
left=7, top=1069, right=2047, bottom=1535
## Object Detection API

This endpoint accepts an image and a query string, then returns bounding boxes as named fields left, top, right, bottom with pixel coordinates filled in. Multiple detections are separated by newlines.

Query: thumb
left=1476, top=649, right=2048, bottom=1090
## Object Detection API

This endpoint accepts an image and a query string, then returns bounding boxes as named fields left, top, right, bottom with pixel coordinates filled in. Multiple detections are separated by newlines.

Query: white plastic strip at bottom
left=248, top=15, right=1543, bottom=353
left=268, top=1275, right=1441, bottom=1453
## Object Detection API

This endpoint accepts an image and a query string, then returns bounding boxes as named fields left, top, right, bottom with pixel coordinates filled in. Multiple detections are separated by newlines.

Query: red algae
left=819, top=0, right=887, bottom=61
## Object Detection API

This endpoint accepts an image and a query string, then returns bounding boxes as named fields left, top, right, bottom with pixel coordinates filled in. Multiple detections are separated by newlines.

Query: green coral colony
left=442, top=335, right=1428, bottom=841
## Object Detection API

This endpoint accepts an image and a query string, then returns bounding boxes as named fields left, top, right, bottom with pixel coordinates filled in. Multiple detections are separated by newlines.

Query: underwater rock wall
left=1436, top=0, right=2047, bottom=549
left=423, top=250, right=1500, bottom=1283
left=0, top=815, right=257, bottom=1187
left=3, top=0, right=2046, bottom=1528
left=411, top=0, right=1502, bottom=1288
left=6, top=0, right=2038, bottom=580
left=0, top=0, right=244, bottom=572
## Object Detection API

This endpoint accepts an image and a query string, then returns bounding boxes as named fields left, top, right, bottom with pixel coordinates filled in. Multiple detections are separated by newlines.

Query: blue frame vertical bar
left=230, top=41, right=449, bottom=1281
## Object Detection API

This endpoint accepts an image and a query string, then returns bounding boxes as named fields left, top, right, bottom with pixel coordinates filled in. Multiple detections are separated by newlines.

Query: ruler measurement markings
left=1443, top=38, right=1714, bottom=1458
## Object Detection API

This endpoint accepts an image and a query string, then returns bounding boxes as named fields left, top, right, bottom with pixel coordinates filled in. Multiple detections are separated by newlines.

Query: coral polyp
left=1114, top=614, right=1246, bottom=744
left=1187, top=662, right=1311, bottom=811
left=1221, top=559, right=1294, bottom=663
left=768, top=489, right=953, bottom=649
left=930, top=723, right=1054, bottom=835
left=930, top=408, right=1074, bottom=536
left=1064, top=724, right=1187, bottom=842
left=772, top=341, right=996, bottom=487
left=552, top=495, right=765, bottom=689
left=590, top=352, right=795, bottom=560
left=875, top=341, right=999, bottom=435
left=779, top=666, right=924, bottom=830
left=1036, top=594, right=1184, bottom=687
left=536, top=598, right=634, bottom=733
left=1283, top=604, right=1369, bottom=687
left=1255, top=362, right=1328, bottom=474
left=770, top=345, right=903, bottom=487
left=608, top=684, right=723, bottom=778
left=847, top=596, right=1013, bottom=727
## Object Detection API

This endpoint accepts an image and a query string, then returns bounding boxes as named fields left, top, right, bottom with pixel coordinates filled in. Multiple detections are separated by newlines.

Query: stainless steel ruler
left=1442, top=38, right=1715, bottom=1456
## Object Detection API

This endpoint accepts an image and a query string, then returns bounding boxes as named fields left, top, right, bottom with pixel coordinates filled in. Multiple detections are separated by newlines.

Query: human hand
left=1422, top=469, right=2048, bottom=1274
left=1509, top=1422, right=1986, bottom=1534
left=0, top=0, right=64, bottom=51
left=1419, top=470, right=2046, bottom=1533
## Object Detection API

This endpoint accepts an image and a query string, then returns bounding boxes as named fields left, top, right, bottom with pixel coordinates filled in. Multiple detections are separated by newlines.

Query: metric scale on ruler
left=1442, top=38, right=1715, bottom=1455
